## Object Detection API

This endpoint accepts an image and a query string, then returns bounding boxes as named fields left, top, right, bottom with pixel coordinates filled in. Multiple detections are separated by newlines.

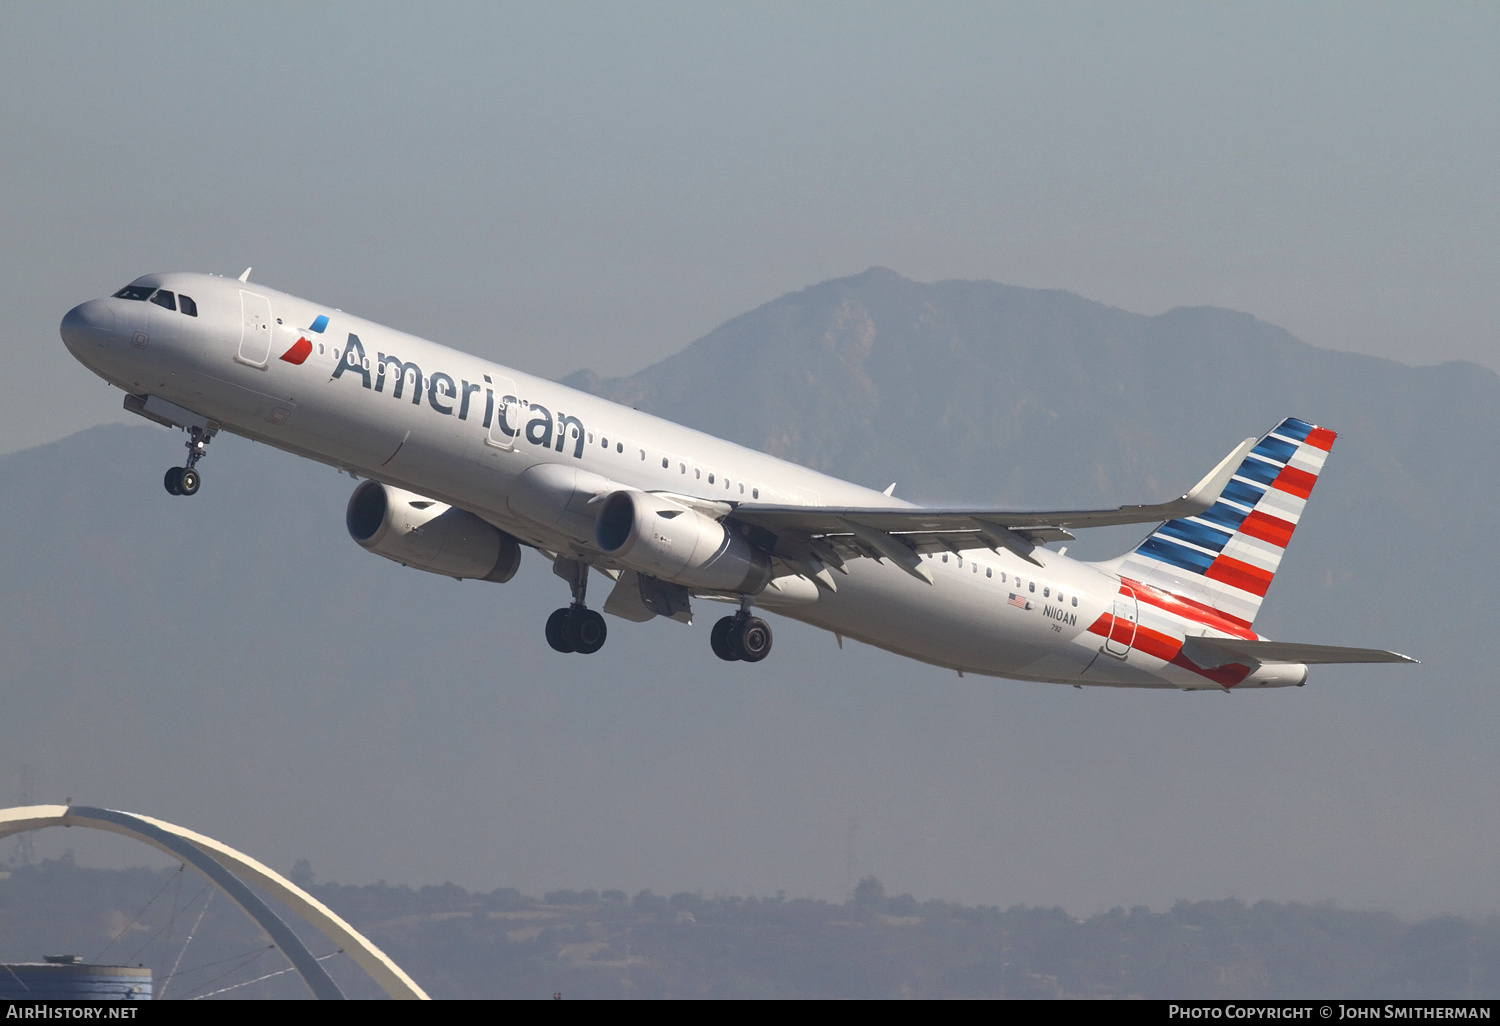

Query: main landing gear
left=163, top=425, right=216, bottom=497
left=546, top=606, right=607, bottom=655
left=711, top=599, right=773, bottom=663
left=546, top=558, right=608, bottom=655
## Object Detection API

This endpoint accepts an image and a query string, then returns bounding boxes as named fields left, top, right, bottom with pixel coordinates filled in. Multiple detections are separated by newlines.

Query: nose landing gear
left=546, top=557, right=608, bottom=655
left=163, top=425, right=216, bottom=497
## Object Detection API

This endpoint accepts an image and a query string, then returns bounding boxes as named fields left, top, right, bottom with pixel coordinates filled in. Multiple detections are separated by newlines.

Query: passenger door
left=236, top=290, right=274, bottom=368
left=1104, top=585, right=1139, bottom=657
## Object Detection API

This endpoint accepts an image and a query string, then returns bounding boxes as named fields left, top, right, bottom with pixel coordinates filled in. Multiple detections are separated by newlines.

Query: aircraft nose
left=59, top=300, right=116, bottom=353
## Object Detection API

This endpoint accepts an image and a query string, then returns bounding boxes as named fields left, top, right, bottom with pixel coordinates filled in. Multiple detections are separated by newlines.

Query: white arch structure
left=0, top=805, right=428, bottom=1000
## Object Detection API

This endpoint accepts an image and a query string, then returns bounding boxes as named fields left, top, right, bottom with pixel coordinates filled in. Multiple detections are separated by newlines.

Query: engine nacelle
left=595, top=490, right=772, bottom=593
left=346, top=480, right=521, bottom=582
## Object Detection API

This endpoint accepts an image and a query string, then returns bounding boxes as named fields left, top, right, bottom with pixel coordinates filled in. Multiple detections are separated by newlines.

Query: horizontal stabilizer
left=1182, top=636, right=1417, bottom=667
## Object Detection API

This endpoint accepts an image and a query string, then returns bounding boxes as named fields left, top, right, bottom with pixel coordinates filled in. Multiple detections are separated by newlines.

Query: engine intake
left=346, top=480, right=521, bottom=582
left=595, top=490, right=771, bottom=594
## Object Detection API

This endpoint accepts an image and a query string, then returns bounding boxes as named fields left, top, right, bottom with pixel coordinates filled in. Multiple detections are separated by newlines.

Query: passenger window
left=986, top=568, right=992, bottom=578
left=942, top=554, right=948, bottom=563
left=112, top=285, right=154, bottom=301
left=739, top=483, right=744, bottom=494
left=317, top=343, right=325, bottom=355
left=753, top=488, right=759, bottom=499
left=695, top=468, right=701, bottom=479
left=1043, top=587, right=1050, bottom=597
left=618, top=443, right=625, bottom=454
left=587, top=432, right=594, bottom=444
left=1028, top=582, right=1035, bottom=593
left=680, top=463, right=686, bottom=474
left=179, top=295, right=198, bottom=317
left=707, top=473, right=714, bottom=484
left=1071, top=597, right=1078, bottom=607
left=150, top=290, right=176, bottom=311
left=662, top=457, right=669, bottom=469
left=972, top=563, right=978, bottom=573
left=601, top=437, right=608, bottom=448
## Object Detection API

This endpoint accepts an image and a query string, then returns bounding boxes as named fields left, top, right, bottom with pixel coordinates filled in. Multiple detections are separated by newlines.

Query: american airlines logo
left=277, top=314, right=329, bottom=365
left=290, top=328, right=591, bottom=458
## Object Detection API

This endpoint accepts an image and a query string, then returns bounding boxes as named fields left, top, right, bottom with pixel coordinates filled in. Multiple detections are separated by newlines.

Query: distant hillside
left=3, top=859, right=1496, bottom=999
left=563, top=267, right=1499, bottom=516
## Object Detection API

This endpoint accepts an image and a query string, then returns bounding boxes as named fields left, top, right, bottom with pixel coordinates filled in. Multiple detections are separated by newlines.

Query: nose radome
left=59, top=300, right=115, bottom=353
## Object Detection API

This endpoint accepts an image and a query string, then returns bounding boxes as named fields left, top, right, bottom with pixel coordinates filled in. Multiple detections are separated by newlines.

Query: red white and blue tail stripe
left=1114, top=417, right=1336, bottom=629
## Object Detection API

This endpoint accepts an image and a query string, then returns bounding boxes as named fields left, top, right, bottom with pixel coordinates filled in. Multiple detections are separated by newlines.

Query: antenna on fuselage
left=238, top=267, right=252, bottom=282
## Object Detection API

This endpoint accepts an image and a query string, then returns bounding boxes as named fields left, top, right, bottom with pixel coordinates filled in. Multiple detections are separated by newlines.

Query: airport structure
left=1, top=956, right=152, bottom=1000
left=0, top=805, right=428, bottom=1000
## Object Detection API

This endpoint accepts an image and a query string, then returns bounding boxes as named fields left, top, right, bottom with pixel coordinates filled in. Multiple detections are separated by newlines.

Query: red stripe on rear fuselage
left=1169, top=650, right=1252, bottom=687
left=1119, top=578, right=1256, bottom=636
left=1086, top=603, right=1254, bottom=687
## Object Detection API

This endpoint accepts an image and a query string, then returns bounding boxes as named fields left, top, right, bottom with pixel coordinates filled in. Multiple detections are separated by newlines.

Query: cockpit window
left=112, top=285, right=154, bottom=301
left=150, top=290, right=177, bottom=311
left=179, top=295, right=198, bottom=317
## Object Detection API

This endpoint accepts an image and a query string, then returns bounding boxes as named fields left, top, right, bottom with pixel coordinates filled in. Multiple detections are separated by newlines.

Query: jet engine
left=595, top=489, right=771, bottom=593
left=346, top=480, right=522, bottom=582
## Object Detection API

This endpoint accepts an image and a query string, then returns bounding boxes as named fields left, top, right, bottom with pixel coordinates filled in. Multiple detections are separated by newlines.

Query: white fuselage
left=60, top=271, right=1301, bottom=690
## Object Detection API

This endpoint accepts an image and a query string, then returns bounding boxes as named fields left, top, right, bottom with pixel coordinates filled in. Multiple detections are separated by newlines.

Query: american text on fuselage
left=58, top=272, right=1415, bottom=684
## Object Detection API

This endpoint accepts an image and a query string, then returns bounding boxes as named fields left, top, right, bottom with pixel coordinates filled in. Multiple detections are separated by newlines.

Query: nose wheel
left=163, top=425, right=215, bottom=497
left=163, top=467, right=200, bottom=496
left=711, top=612, right=773, bottom=663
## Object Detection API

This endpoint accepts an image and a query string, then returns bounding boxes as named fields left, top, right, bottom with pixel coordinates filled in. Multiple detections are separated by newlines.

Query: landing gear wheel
left=545, top=608, right=575, bottom=653
left=163, top=467, right=183, bottom=495
left=567, top=608, right=607, bottom=655
left=177, top=467, right=200, bottom=496
left=711, top=616, right=742, bottom=661
left=737, top=616, right=773, bottom=663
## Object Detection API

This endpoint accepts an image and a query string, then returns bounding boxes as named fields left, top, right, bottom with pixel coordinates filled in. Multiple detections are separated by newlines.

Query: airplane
left=59, top=271, right=1414, bottom=689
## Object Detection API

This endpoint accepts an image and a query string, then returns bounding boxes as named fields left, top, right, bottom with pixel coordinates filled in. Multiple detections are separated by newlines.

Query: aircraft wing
left=730, top=438, right=1257, bottom=577
left=1182, top=637, right=1417, bottom=666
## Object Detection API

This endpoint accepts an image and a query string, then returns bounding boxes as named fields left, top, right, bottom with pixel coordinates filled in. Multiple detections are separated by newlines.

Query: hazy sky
left=3, top=2, right=1497, bottom=456
left=2, top=4, right=1498, bottom=930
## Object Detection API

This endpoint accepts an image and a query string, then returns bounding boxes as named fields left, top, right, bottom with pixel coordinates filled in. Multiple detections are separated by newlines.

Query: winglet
left=238, top=267, right=253, bottom=282
left=1178, top=437, right=1256, bottom=515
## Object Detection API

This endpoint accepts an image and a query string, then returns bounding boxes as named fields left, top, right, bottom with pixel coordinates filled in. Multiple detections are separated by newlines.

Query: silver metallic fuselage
left=61, top=271, right=1297, bottom=689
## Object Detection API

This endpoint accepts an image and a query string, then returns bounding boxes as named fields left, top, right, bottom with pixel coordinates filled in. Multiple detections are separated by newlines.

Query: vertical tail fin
left=1115, top=417, right=1336, bottom=628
